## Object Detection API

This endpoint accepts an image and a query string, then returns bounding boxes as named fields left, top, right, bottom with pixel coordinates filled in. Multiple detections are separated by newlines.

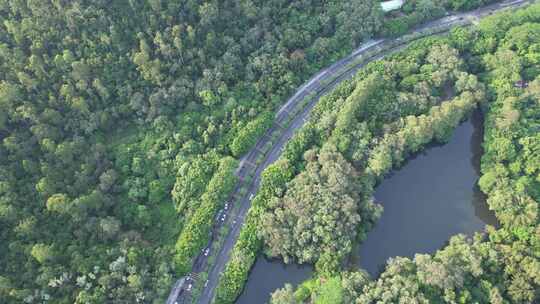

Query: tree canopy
left=268, top=4, right=540, bottom=304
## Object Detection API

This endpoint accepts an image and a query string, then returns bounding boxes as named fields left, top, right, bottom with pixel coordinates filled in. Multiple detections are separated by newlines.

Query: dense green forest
left=381, top=0, right=502, bottom=36
left=0, top=0, right=537, bottom=304
left=0, top=0, right=386, bottom=302
left=263, top=4, right=540, bottom=304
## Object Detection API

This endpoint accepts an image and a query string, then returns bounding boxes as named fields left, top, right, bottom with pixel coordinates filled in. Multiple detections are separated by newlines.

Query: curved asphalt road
left=168, top=1, right=535, bottom=303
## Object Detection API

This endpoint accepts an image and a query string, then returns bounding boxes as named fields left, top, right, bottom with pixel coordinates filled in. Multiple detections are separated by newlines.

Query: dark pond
left=235, top=257, right=313, bottom=304
left=355, top=112, right=498, bottom=276
left=236, top=112, right=497, bottom=303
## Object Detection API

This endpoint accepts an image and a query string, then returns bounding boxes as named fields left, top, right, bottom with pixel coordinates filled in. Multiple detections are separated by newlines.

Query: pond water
left=235, top=112, right=497, bottom=303
left=235, top=257, right=313, bottom=304
left=355, top=112, right=498, bottom=275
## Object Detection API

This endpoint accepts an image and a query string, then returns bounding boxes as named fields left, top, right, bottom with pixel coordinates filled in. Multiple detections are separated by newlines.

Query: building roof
left=381, top=0, right=406, bottom=12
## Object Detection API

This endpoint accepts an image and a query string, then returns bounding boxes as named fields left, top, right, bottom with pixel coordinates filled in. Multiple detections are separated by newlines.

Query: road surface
left=168, top=1, right=534, bottom=303
left=166, top=278, right=186, bottom=304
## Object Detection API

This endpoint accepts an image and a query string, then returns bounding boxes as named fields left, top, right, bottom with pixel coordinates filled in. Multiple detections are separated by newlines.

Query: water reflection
left=357, top=114, right=498, bottom=276
left=470, top=110, right=499, bottom=227
left=235, top=257, right=313, bottom=304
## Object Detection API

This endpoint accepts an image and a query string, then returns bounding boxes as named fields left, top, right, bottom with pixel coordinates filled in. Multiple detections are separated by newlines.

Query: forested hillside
left=0, top=0, right=385, bottom=303
left=1, top=0, right=537, bottom=303
left=265, top=4, right=540, bottom=304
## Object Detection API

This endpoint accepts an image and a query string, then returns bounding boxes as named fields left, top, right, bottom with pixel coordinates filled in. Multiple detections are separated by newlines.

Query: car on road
left=203, top=247, right=210, bottom=256
left=249, top=193, right=254, bottom=201
left=215, top=209, right=223, bottom=221
left=204, top=280, right=209, bottom=288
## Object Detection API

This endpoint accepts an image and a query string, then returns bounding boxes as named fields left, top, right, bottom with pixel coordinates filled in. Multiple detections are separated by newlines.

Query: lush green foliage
left=0, top=0, right=385, bottom=302
left=215, top=28, right=488, bottom=302
left=173, top=157, right=237, bottom=274
left=366, top=84, right=484, bottom=180
left=260, top=39, right=482, bottom=273
left=381, top=0, right=500, bottom=37
left=230, top=112, right=274, bottom=157
left=1, top=0, right=535, bottom=302
left=261, top=146, right=362, bottom=265
left=214, top=158, right=295, bottom=303
left=270, top=3, right=540, bottom=304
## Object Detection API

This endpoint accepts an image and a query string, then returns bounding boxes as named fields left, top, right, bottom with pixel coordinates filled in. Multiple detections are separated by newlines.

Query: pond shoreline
left=235, top=110, right=498, bottom=302
left=353, top=110, right=498, bottom=276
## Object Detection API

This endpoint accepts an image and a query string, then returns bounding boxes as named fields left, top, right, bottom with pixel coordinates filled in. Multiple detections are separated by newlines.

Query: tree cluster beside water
left=269, top=4, right=540, bottom=304
left=215, top=18, right=491, bottom=304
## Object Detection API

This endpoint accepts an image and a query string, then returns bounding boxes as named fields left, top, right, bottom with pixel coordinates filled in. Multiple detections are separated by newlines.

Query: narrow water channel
left=235, top=112, right=497, bottom=303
